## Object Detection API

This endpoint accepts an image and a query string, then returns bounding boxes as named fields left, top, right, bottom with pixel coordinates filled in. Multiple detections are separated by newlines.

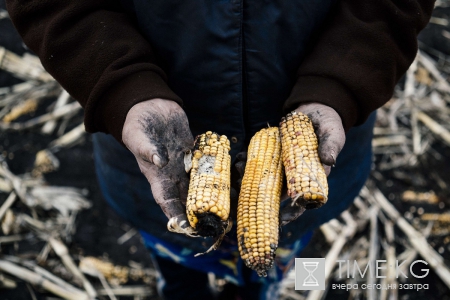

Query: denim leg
left=150, top=254, right=214, bottom=300
left=237, top=266, right=264, bottom=300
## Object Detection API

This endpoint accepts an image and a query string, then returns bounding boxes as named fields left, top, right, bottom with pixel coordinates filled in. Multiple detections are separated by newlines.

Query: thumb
left=135, top=140, right=169, bottom=168
left=147, top=173, right=187, bottom=224
left=280, top=204, right=306, bottom=226
left=317, top=126, right=345, bottom=167
left=149, top=142, right=169, bottom=168
left=295, top=104, right=345, bottom=168
left=122, top=121, right=170, bottom=168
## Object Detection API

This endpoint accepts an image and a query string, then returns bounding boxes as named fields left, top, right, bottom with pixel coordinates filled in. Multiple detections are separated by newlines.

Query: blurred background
left=1, top=1, right=450, bottom=299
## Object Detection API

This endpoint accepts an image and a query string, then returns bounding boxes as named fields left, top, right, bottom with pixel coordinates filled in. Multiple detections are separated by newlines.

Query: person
left=6, top=0, right=434, bottom=299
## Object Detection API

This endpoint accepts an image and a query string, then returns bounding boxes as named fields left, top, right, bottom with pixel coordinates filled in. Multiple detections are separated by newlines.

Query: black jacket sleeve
left=6, top=0, right=182, bottom=142
left=284, top=0, right=435, bottom=131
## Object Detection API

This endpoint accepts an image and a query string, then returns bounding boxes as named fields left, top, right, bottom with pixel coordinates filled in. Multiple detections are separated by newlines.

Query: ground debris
left=402, top=190, right=440, bottom=204
left=0, top=41, right=157, bottom=299
left=79, top=256, right=156, bottom=286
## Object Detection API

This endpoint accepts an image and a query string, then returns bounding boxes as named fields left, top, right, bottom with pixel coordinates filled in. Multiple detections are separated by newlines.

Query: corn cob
left=280, top=111, right=328, bottom=209
left=237, top=127, right=283, bottom=277
left=186, top=131, right=231, bottom=237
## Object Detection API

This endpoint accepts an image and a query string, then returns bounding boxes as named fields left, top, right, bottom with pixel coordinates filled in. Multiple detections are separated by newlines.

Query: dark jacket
left=6, top=0, right=434, bottom=157
left=7, top=0, right=434, bottom=251
left=5, top=0, right=434, bottom=251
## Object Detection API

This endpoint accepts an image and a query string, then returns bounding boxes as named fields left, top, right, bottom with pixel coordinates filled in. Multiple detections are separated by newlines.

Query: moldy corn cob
left=237, top=127, right=283, bottom=277
left=186, top=131, right=231, bottom=237
left=280, top=111, right=328, bottom=209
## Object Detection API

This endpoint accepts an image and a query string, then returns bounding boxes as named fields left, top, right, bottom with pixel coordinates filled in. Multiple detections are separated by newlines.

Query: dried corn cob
left=186, top=131, right=231, bottom=237
left=280, top=111, right=328, bottom=209
left=237, top=127, right=283, bottom=277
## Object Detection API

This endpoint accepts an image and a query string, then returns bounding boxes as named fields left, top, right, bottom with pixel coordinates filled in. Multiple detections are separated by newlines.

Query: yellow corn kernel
left=186, top=132, right=231, bottom=237
left=237, top=127, right=283, bottom=277
left=280, top=111, right=328, bottom=209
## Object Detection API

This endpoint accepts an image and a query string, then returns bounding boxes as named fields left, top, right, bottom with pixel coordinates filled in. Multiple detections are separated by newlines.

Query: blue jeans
left=92, top=112, right=376, bottom=299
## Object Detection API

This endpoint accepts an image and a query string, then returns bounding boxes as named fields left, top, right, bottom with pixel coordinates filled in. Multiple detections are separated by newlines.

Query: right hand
left=235, top=103, right=346, bottom=227
left=122, top=99, right=194, bottom=230
left=279, top=103, right=346, bottom=226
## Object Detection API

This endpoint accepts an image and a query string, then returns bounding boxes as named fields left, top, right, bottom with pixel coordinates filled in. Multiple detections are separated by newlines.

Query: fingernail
left=153, top=154, right=164, bottom=168
left=330, top=151, right=336, bottom=165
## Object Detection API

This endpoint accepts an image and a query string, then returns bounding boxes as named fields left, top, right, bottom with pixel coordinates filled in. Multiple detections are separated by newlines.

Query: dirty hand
left=294, top=102, right=346, bottom=176
left=234, top=102, right=345, bottom=227
left=280, top=102, right=346, bottom=226
left=122, top=99, right=195, bottom=233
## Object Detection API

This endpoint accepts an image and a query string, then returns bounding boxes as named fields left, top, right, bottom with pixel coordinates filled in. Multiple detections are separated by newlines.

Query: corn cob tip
left=195, top=213, right=227, bottom=237
left=239, top=233, right=278, bottom=277
left=291, top=194, right=325, bottom=209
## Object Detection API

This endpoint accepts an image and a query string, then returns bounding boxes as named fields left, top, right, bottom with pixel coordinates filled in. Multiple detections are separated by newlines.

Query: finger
left=230, top=187, right=239, bottom=203
left=138, top=141, right=169, bottom=168
left=235, top=153, right=247, bottom=189
left=323, top=164, right=331, bottom=176
left=280, top=190, right=290, bottom=202
left=123, top=116, right=171, bottom=168
left=235, top=161, right=246, bottom=179
left=236, top=152, right=247, bottom=161
left=236, top=178, right=243, bottom=189
left=317, top=127, right=345, bottom=167
left=279, top=204, right=306, bottom=226
left=175, top=150, right=191, bottom=203
left=147, top=174, right=187, bottom=224
left=309, top=109, right=345, bottom=166
left=177, top=171, right=190, bottom=205
left=295, top=105, right=345, bottom=167
left=280, top=179, right=289, bottom=202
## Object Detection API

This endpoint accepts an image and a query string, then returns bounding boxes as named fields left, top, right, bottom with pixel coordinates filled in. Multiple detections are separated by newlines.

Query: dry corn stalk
left=1, top=209, right=15, bottom=235
left=186, top=131, right=231, bottom=237
left=421, top=213, right=450, bottom=223
left=33, top=149, right=60, bottom=176
left=2, top=98, right=38, bottom=123
left=401, top=190, right=439, bottom=204
left=79, top=257, right=129, bottom=285
left=79, top=257, right=154, bottom=285
left=0, top=46, right=53, bottom=82
left=237, top=127, right=283, bottom=277
left=0, top=260, right=88, bottom=300
left=280, top=111, right=328, bottom=209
